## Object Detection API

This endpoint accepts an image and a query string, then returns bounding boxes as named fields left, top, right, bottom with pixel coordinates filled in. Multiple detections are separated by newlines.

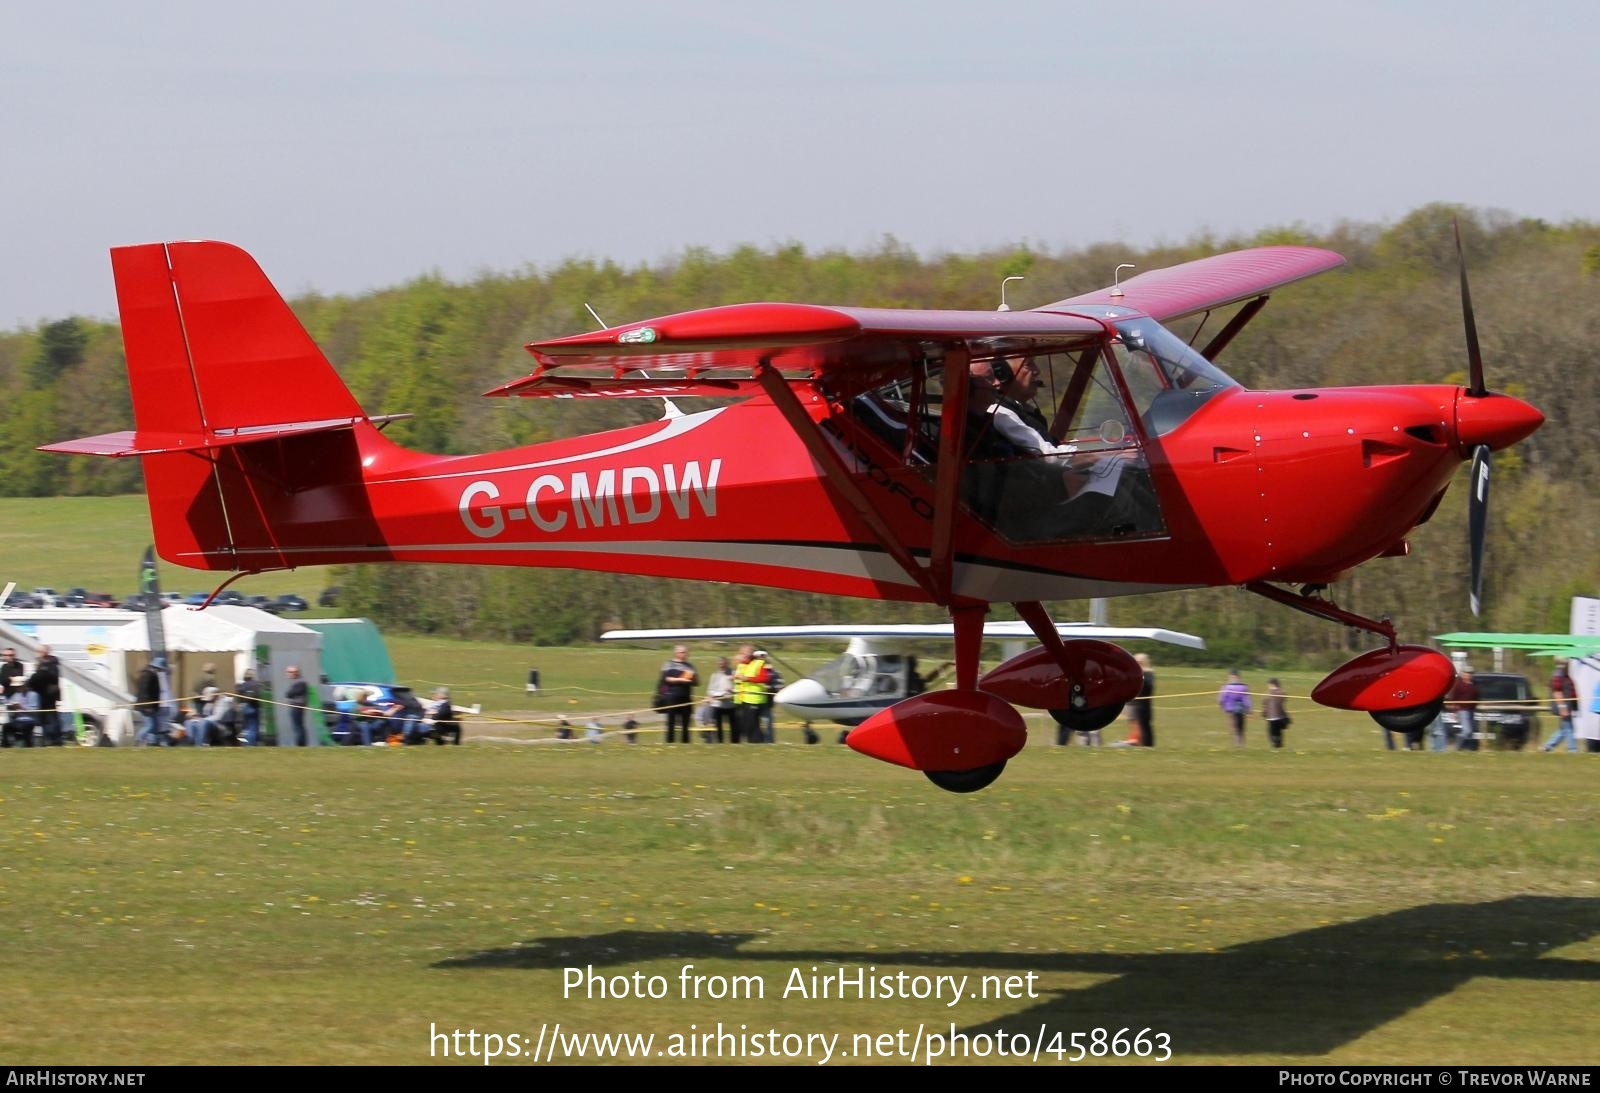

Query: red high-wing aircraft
left=44, top=232, right=1542, bottom=791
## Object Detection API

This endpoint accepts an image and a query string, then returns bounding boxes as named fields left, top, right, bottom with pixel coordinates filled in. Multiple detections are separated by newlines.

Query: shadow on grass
left=436, top=896, right=1600, bottom=1056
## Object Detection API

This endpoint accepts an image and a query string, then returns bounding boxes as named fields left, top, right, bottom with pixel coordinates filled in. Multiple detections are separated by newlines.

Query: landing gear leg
left=921, top=603, right=1011, bottom=793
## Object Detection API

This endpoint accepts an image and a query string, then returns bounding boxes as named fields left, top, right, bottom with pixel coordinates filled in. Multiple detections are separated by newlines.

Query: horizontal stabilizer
left=39, top=414, right=410, bottom=458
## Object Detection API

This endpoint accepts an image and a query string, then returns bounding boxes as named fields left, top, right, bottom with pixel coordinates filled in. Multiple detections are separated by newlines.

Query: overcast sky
left=3, top=1, right=1596, bottom=326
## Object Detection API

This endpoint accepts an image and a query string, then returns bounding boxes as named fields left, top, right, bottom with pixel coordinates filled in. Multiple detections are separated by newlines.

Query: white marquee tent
left=106, top=605, right=326, bottom=745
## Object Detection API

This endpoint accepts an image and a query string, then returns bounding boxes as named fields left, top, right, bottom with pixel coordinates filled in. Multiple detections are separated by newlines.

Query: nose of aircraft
left=1455, top=391, right=1544, bottom=453
left=775, top=677, right=827, bottom=716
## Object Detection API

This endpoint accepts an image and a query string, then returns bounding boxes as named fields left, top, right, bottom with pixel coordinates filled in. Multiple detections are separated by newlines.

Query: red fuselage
left=167, top=370, right=1537, bottom=608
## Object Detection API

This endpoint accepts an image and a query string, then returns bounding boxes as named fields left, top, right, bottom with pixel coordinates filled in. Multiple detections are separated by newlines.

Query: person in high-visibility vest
left=731, top=644, right=772, bottom=745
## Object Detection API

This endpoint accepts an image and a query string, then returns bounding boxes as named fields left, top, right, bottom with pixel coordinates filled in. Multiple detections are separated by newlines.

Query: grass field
left=6, top=499, right=1598, bottom=1066
left=4, top=692, right=1598, bottom=1066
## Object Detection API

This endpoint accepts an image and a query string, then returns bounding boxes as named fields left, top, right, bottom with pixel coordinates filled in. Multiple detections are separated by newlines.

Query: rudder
left=47, top=242, right=387, bottom=572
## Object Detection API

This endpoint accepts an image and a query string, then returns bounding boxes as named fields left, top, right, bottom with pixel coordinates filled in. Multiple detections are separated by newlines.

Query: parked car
left=272, top=594, right=309, bottom=613
left=318, top=586, right=341, bottom=608
left=1444, top=672, right=1541, bottom=751
left=326, top=682, right=432, bottom=745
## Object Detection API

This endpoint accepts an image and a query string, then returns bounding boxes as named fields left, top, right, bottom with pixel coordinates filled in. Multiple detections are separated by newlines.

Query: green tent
left=302, top=619, right=395, bottom=684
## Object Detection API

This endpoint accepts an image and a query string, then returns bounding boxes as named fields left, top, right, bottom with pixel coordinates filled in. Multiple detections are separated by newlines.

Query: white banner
left=1570, top=597, right=1600, bottom=742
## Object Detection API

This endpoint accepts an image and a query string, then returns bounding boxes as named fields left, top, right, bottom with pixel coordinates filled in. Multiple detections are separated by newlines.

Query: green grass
left=2, top=735, right=1597, bottom=1066
left=6, top=498, right=1597, bottom=1065
left=0, top=494, right=335, bottom=602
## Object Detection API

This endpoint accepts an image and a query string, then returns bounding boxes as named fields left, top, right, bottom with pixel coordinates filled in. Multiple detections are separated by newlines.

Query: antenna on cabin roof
left=1110, top=264, right=1136, bottom=298
left=997, top=276, right=1024, bottom=312
left=581, top=303, right=681, bottom=419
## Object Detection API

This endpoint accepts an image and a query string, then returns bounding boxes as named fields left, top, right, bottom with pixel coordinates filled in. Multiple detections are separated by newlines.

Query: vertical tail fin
left=118, top=241, right=367, bottom=431
left=44, top=241, right=393, bottom=571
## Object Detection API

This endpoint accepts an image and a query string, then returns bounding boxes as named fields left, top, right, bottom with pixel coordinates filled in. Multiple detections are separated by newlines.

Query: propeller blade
left=1454, top=218, right=1486, bottom=397
left=1468, top=444, right=1491, bottom=616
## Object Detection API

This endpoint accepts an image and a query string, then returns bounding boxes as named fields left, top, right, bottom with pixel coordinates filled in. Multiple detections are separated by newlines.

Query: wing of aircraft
left=602, top=622, right=1204, bottom=649
left=604, top=621, right=1201, bottom=729
left=1434, top=632, right=1600, bottom=656
left=1039, top=245, right=1346, bottom=323
left=488, top=306, right=1106, bottom=398
left=488, top=245, right=1341, bottom=401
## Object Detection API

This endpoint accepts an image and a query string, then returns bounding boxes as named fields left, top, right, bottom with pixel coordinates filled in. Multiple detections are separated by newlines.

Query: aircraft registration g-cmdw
left=43, top=227, right=1542, bottom=792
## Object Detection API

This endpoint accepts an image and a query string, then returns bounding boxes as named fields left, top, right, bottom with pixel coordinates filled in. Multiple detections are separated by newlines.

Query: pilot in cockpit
left=969, top=357, right=1072, bottom=457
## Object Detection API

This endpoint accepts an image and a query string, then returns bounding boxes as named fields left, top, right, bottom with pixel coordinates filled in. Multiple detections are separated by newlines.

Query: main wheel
left=1049, top=702, right=1126, bottom=734
left=1369, top=699, right=1445, bottom=733
left=925, top=760, right=1007, bottom=794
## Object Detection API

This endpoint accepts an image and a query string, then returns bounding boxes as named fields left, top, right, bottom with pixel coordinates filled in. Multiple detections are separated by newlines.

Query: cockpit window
left=811, top=652, right=906, bottom=698
left=1111, top=319, right=1238, bottom=435
left=961, top=349, right=1165, bottom=544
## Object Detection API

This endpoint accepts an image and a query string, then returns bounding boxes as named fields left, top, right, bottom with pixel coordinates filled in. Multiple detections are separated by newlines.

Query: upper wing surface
left=489, top=305, right=1104, bottom=398
left=1039, top=246, right=1345, bottom=323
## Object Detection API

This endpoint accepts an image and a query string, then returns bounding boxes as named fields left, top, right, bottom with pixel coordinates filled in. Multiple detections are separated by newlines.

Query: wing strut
left=753, top=363, right=941, bottom=602
left=929, top=346, right=970, bottom=601
left=1198, top=295, right=1269, bottom=363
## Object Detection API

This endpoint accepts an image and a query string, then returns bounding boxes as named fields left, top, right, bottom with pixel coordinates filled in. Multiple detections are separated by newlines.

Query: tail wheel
left=1369, top=699, right=1445, bottom=734
left=1049, top=702, right=1126, bottom=733
left=925, top=760, right=1007, bottom=794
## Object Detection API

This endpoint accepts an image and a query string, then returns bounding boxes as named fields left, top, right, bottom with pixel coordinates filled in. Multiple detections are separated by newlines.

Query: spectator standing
left=134, top=657, right=170, bottom=746
left=1263, top=678, right=1290, bottom=749
left=1130, top=653, right=1156, bottom=747
left=1, top=646, right=25, bottom=701
left=1447, top=668, right=1480, bottom=752
left=659, top=645, right=697, bottom=744
left=1219, top=670, right=1252, bottom=746
left=28, top=645, right=63, bottom=745
left=706, top=657, right=735, bottom=744
left=731, top=645, right=771, bottom=744
left=284, top=665, right=309, bottom=747
left=760, top=653, right=781, bottom=743
left=1543, top=659, right=1579, bottom=753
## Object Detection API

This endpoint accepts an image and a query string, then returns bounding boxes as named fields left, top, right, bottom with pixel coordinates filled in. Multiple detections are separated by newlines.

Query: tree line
left=3, top=204, right=1597, bottom=664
